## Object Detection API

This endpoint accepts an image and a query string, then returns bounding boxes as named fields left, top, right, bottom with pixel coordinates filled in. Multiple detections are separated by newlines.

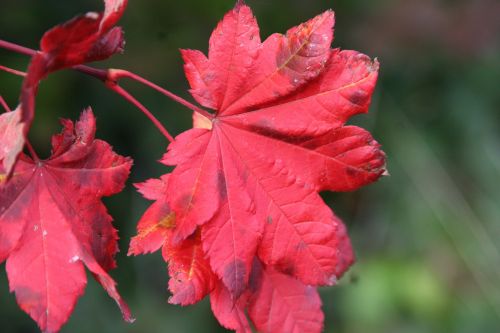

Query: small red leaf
left=40, top=0, right=128, bottom=71
left=0, top=109, right=132, bottom=332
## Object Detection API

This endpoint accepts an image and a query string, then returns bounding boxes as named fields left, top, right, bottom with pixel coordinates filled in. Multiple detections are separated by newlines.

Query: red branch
left=0, top=95, right=10, bottom=113
left=107, top=83, right=174, bottom=142
left=108, top=69, right=213, bottom=119
left=0, top=40, right=34, bottom=57
left=0, top=39, right=212, bottom=121
left=0, top=64, right=26, bottom=77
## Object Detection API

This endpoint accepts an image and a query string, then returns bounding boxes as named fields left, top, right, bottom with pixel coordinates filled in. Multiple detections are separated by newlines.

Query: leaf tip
left=369, top=57, right=380, bottom=73
left=319, top=8, right=335, bottom=28
left=327, top=274, right=338, bottom=286
left=235, top=0, right=246, bottom=8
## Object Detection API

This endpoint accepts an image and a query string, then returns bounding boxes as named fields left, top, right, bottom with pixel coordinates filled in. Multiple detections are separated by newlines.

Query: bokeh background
left=1, top=0, right=499, bottom=332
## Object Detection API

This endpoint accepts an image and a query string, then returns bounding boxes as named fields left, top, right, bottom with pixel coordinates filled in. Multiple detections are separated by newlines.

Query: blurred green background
left=1, top=0, right=499, bottom=332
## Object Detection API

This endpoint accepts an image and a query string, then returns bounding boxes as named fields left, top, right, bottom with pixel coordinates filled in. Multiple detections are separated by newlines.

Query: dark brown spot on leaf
left=346, top=166, right=360, bottom=177
left=276, top=258, right=295, bottom=276
left=348, top=90, right=369, bottom=106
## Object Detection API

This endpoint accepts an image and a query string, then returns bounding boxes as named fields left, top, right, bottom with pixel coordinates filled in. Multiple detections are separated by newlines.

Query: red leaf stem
left=0, top=64, right=26, bottom=77
left=0, top=39, right=35, bottom=57
left=109, top=69, right=214, bottom=120
left=107, top=83, right=174, bottom=142
left=0, top=39, right=212, bottom=119
left=0, top=95, right=10, bottom=113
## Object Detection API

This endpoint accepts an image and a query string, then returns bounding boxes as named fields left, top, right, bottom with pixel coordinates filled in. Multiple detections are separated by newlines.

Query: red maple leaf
left=0, top=0, right=128, bottom=176
left=0, top=109, right=133, bottom=333
left=130, top=2, right=385, bottom=332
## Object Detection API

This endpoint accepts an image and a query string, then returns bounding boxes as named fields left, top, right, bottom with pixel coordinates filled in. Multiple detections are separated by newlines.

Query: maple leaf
left=0, top=0, right=128, bottom=176
left=175, top=2, right=384, bottom=291
left=132, top=2, right=385, bottom=332
left=0, top=109, right=133, bottom=333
